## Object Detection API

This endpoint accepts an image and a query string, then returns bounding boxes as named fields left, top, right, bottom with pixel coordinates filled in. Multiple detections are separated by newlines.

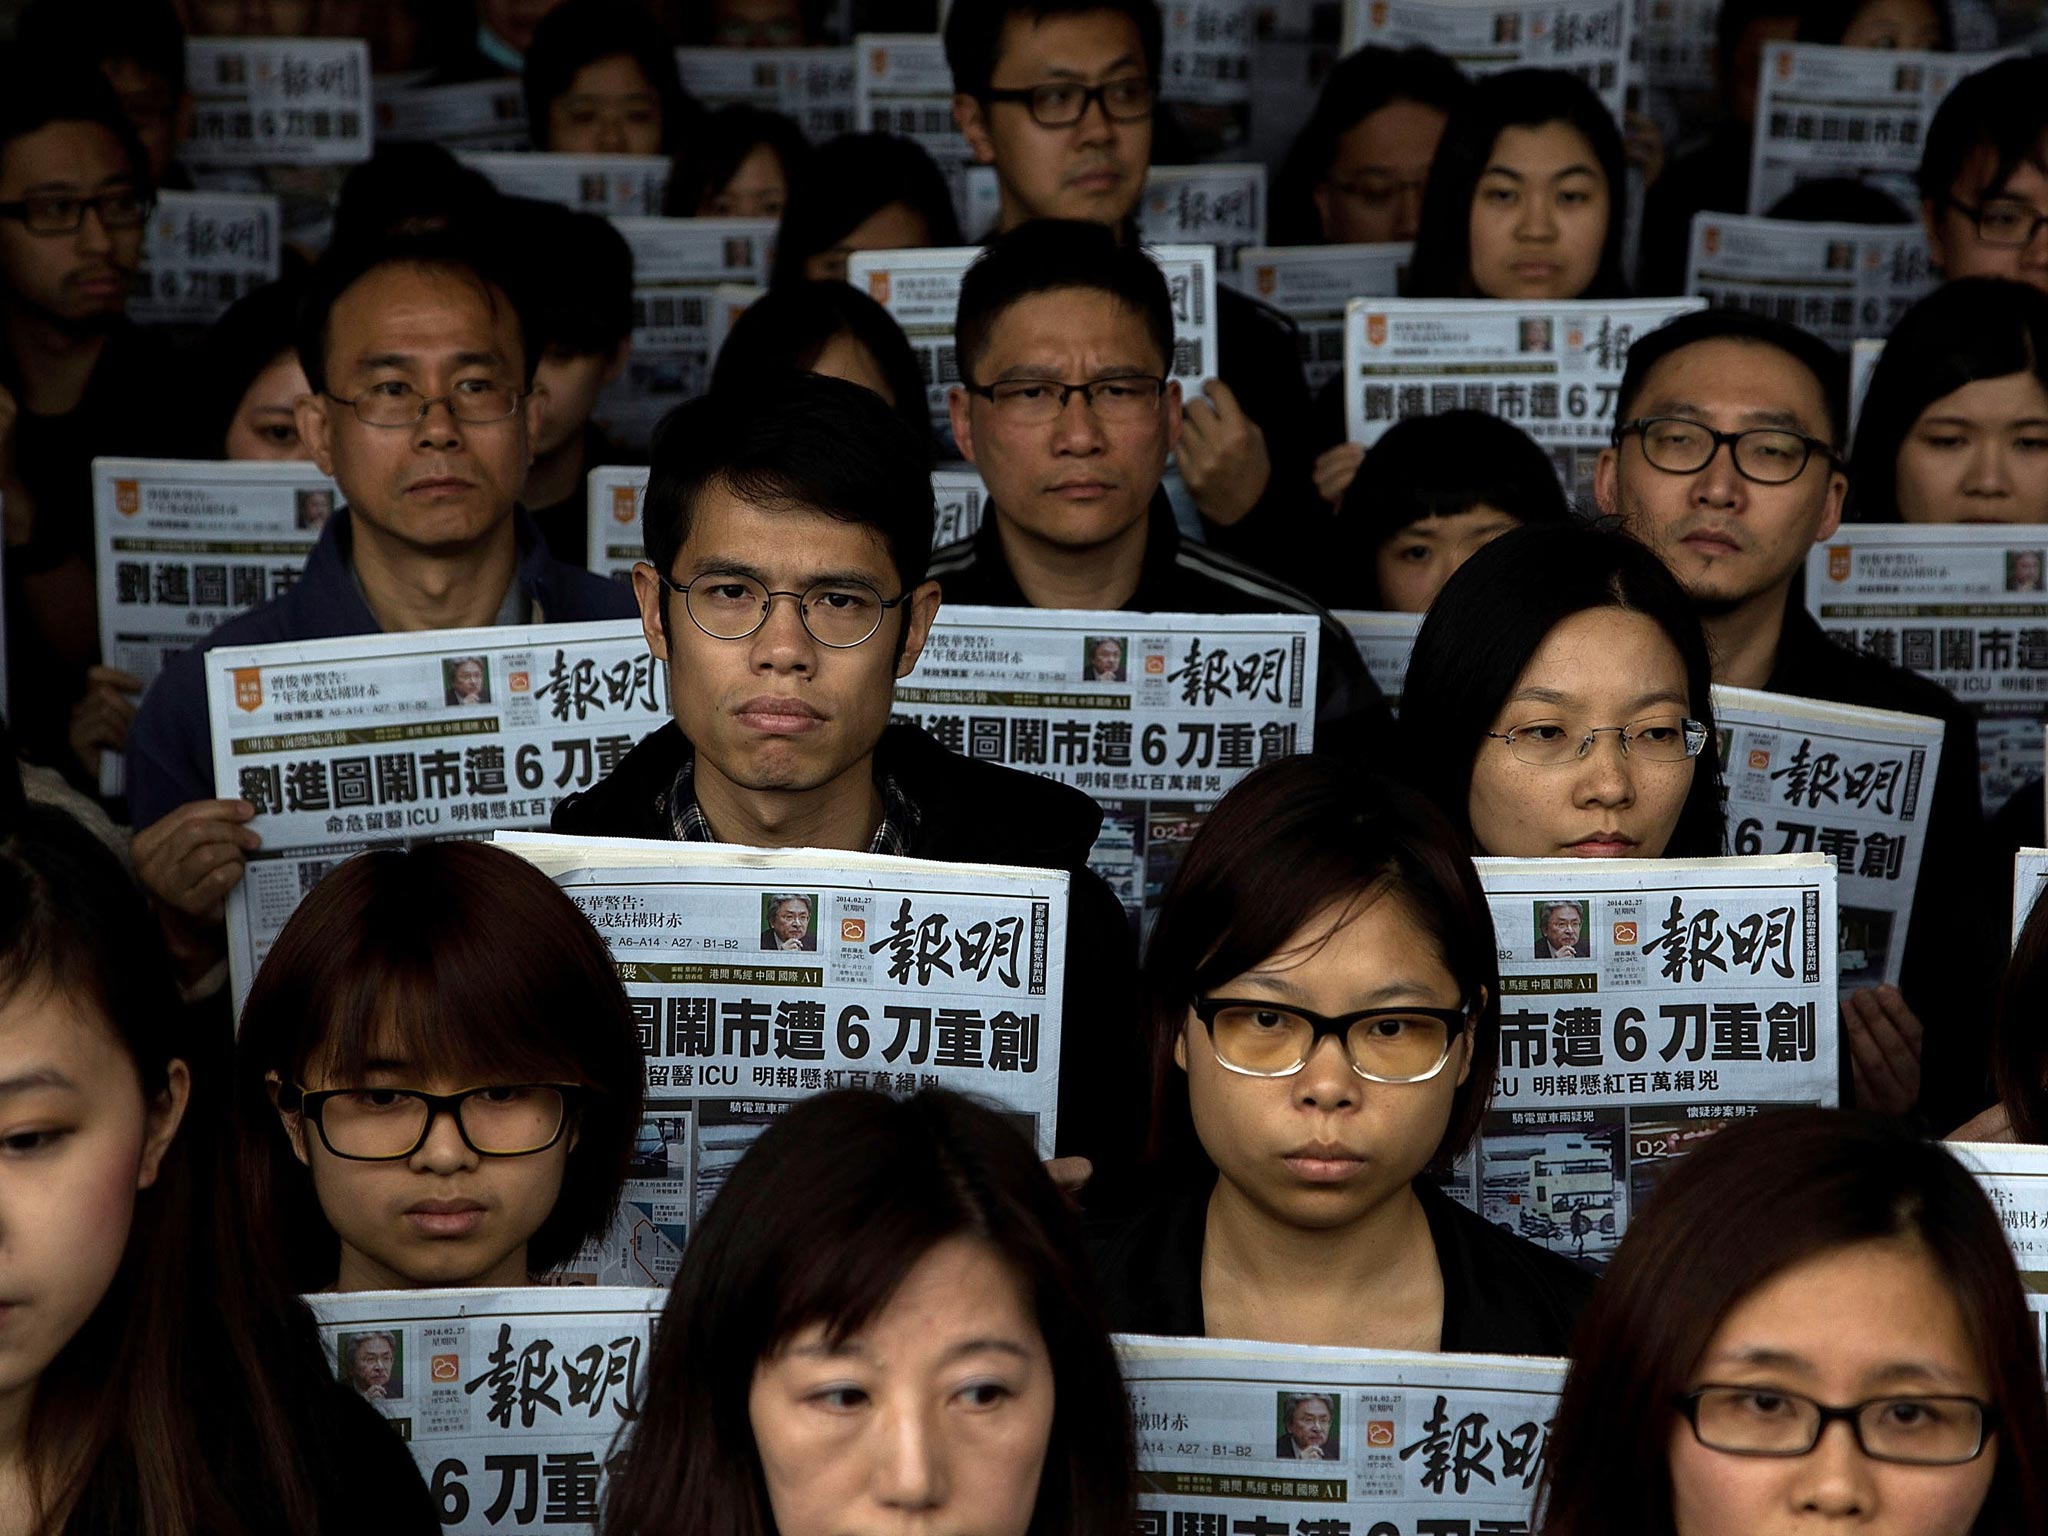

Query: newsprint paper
left=1949, top=1143, right=2048, bottom=1345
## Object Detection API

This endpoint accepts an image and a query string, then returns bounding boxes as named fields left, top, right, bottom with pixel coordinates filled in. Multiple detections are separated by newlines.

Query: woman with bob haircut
left=600, top=1088, right=1134, bottom=1536
left=522, top=0, right=696, bottom=157
left=1400, top=523, right=1724, bottom=861
left=1538, top=1109, right=2048, bottom=1536
left=1086, top=759, right=1593, bottom=1354
left=232, top=841, right=645, bottom=1291
left=1404, top=68, right=1628, bottom=302
left=664, top=104, right=811, bottom=221
left=0, top=796, right=435, bottom=1534
left=770, top=132, right=964, bottom=286
left=1848, top=279, right=2048, bottom=526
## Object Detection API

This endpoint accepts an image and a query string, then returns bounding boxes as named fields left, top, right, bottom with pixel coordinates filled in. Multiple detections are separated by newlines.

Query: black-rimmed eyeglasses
left=324, top=381, right=525, bottom=429
left=1190, top=997, right=1469, bottom=1083
left=283, top=1083, right=583, bottom=1161
left=1615, top=417, right=1840, bottom=485
left=963, top=374, right=1168, bottom=424
left=982, top=76, right=1153, bottom=127
left=1676, top=1386, right=1995, bottom=1466
left=1946, top=195, right=2048, bottom=248
left=655, top=571, right=910, bottom=648
left=0, top=188, right=154, bottom=235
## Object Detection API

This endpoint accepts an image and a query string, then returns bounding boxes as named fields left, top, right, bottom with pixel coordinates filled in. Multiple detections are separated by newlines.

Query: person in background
left=1918, top=55, right=2048, bottom=294
left=1537, top=1110, right=2047, bottom=1536
left=770, top=132, right=963, bottom=285
left=1797, top=0, right=1949, bottom=50
left=329, top=143, right=504, bottom=248
left=665, top=104, right=809, bottom=220
left=522, top=0, right=695, bottom=158
left=1951, top=890, right=2048, bottom=1141
left=14, top=0, right=191, bottom=189
left=427, top=0, right=573, bottom=80
left=185, top=276, right=312, bottom=461
left=683, top=0, right=813, bottom=48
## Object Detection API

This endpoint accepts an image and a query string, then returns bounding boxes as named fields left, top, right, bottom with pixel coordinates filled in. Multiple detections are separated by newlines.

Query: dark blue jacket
left=127, top=506, right=637, bottom=829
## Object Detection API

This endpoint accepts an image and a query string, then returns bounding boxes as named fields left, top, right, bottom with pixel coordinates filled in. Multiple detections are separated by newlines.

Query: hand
left=1623, top=110, right=1666, bottom=189
left=66, top=665, right=144, bottom=781
left=1043, top=1155, right=1093, bottom=1201
left=1313, top=442, right=1366, bottom=509
left=1178, top=379, right=1272, bottom=527
left=134, top=799, right=259, bottom=988
left=1841, top=984, right=1923, bottom=1117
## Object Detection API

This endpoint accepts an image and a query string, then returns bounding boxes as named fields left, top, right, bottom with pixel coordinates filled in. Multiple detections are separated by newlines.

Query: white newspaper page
left=183, top=38, right=373, bottom=165
left=2014, top=845, right=2047, bottom=945
left=1685, top=214, right=1937, bottom=352
left=596, top=217, right=777, bottom=453
left=1805, top=525, right=2048, bottom=813
left=1225, top=244, right=1408, bottom=393
left=852, top=34, right=981, bottom=226
left=931, top=465, right=988, bottom=547
left=308, top=1287, right=663, bottom=1534
left=894, top=607, right=1319, bottom=924
left=131, top=190, right=281, bottom=327
left=1457, top=854, right=1840, bottom=1269
left=373, top=76, right=529, bottom=150
left=675, top=45, right=857, bottom=141
left=1160, top=0, right=1254, bottom=108
left=206, top=619, right=668, bottom=1005
left=1343, top=297, right=1705, bottom=497
left=499, top=833, right=1068, bottom=1283
left=1342, top=0, right=1634, bottom=118
left=1748, top=43, right=2014, bottom=215
left=1137, top=164, right=1265, bottom=270
left=1337, top=610, right=1422, bottom=711
left=1949, top=1142, right=2048, bottom=1344
left=461, top=153, right=670, bottom=216
left=1849, top=337, right=1885, bottom=452
left=1122, top=1337, right=1566, bottom=1533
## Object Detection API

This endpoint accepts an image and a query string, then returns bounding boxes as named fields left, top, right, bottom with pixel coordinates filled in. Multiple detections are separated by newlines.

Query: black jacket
left=553, top=720, right=1148, bottom=1174
left=1086, top=1173, right=1594, bottom=1357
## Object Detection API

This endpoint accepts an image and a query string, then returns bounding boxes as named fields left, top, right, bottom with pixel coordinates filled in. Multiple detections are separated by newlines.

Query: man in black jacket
left=552, top=373, right=1144, bottom=1181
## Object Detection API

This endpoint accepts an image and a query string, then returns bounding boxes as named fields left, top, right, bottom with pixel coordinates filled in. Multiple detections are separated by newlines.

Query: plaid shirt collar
left=667, top=753, right=921, bottom=857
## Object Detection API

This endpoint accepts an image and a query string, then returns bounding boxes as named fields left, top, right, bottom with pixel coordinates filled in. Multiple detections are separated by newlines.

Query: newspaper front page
left=1120, top=1337, right=1567, bottom=1535
left=373, top=76, right=529, bottom=151
left=1161, top=0, right=1254, bottom=108
left=1685, top=214, right=1937, bottom=352
left=132, top=189, right=281, bottom=327
left=308, top=1287, right=663, bottom=1534
left=674, top=45, right=857, bottom=141
left=1137, top=164, right=1266, bottom=270
left=891, top=606, right=1319, bottom=925
left=205, top=619, right=668, bottom=1005
left=500, top=833, right=1068, bottom=1284
left=1804, top=525, right=2048, bottom=813
left=1949, top=1142, right=2048, bottom=1344
left=1336, top=610, right=1422, bottom=712
left=1849, top=337, right=1886, bottom=451
left=184, top=38, right=373, bottom=166
left=2016, top=844, right=2047, bottom=943
left=461, top=153, right=671, bottom=216
left=852, top=33, right=981, bottom=226
left=1341, top=0, right=1634, bottom=119
left=1225, top=245, right=1408, bottom=393
left=1453, top=854, right=1840, bottom=1270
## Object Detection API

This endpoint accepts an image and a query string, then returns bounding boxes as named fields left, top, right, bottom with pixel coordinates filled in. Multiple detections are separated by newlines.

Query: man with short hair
left=1277, top=1394, right=1336, bottom=1460
left=1917, top=55, right=2048, bottom=292
left=761, top=894, right=815, bottom=952
left=344, top=1332, right=399, bottom=1400
left=15, top=0, right=193, bottom=188
left=934, top=220, right=1388, bottom=748
left=1537, top=903, right=1585, bottom=960
left=551, top=372, right=1143, bottom=1178
left=1592, top=307, right=1995, bottom=1126
left=127, top=226, right=637, bottom=990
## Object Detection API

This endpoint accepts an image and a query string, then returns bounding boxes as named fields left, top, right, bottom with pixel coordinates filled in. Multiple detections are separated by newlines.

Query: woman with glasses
left=1537, top=1109, right=2047, bottom=1536
left=232, top=841, right=645, bottom=1291
left=1086, top=757, right=1593, bottom=1353
left=769, top=133, right=963, bottom=287
left=1399, top=523, right=1724, bottom=861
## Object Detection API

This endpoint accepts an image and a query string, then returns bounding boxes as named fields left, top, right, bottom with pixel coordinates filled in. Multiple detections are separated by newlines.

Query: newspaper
left=892, top=606, right=1319, bottom=923
left=1685, top=214, right=1937, bottom=352
left=499, top=832, right=1068, bottom=1283
left=594, top=217, right=776, bottom=453
left=1336, top=610, right=1422, bottom=711
left=1120, top=1337, right=1567, bottom=1533
left=852, top=33, right=981, bottom=227
left=1849, top=337, right=1885, bottom=452
left=307, top=1287, right=662, bottom=1534
left=1136, top=164, right=1265, bottom=270
left=1948, top=1142, right=2048, bottom=1343
left=131, top=189, right=281, bottom=327
left=1341, top=0, right=1634, bottom=119
left=373, top=76, right=529, bottom=151
left=1712, top=685, right=1942, bottom=994
left=930, top=465, right=989, bottom=549
left=205, top=618, right=668, bottom=1005
left=674, top=45, right=857, bottom=141
left=1343, top=297, right=1706, bottom=498
left=1224, top=245, right=1408, bottom=392
left=460, top=153, right=671, bottom=216
left=1748, top=43, right=2015, bottom=216
left=1453, top=854, right=1840, bottom=1269
left=1805, top=525, right=2048, bottom=813
left=1160, top=0, right=1254, bottom=108
left=183, top=38, right=373, bottom=166
left=2013, top=845, right=2047, bottom=943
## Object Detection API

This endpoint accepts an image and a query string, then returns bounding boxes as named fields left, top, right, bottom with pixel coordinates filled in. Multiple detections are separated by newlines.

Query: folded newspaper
left=1947, top=1142, right=2048, bottom=1345
left=1224, top=244, right=1408, bottom=393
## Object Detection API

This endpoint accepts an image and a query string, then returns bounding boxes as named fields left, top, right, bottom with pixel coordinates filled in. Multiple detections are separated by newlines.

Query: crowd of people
left=7, top=0, right=2048, bottom=1533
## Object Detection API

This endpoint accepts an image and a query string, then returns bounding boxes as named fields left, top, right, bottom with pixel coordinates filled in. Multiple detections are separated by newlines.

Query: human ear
left=137, top=1059, right=192, bottom=1189
left=266, top=1069, right=313, bottom=1168
left=895, top=580, right=944, bottom=678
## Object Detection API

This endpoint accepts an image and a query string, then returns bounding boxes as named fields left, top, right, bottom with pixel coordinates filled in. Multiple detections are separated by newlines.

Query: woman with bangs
left=231, top=841, right=645, bottom=1291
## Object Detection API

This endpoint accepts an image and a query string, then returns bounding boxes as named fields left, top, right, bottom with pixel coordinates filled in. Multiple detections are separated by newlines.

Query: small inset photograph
left=337, top=1329, right=403, bottom=1402
left=1532, top=899, right=1592, bottom=961
left=1275, top=1390, right=1340, bottom=1460
left=294, top=487, right=335, bottom=531
left=2007, top=549, right=2045, bottom=592
left=761, top=892, right=819, bottom=952
left=1083, top=634, right=1129, bottom=683
left=442, top=655, right=491, bottom=706
left=1517, top=317, right=1553, bottom=353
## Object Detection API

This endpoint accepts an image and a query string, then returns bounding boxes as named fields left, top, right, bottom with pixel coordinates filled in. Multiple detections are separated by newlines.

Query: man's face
left=949, top=287, right=1180, bottom=559
left=1543, top=905, right=1582, bottom=950
left=1314, top=99, right=1447, bottom=245
left=295, top=263, right=542, bottom=558
left=772, top=899, right=810, bottom=942
left=1594, top=338, right=1846, bottom=614
left=532, top=343, right=625, bottom=459
left=632, top=484, right=941, bottom=821
left=453, top=660, right=484, bottom=700
left=956, top=10, right=1152, bottom=231
left=0, top=121, right=144, bottom=327
left=2018, top=552, right=2044, bottom=588
left=350, top=1338, right=394, bottom=1390
left=1923, top=145, right=2048, bottom=293
left=1289, top=1400, right=1330, bottom=1450
left=100, top=59, right=185, bottom=183
left=1092, top=638, right=1121, bottom=674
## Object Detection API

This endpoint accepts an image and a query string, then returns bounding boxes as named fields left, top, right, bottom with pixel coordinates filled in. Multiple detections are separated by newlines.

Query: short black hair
left=944, top=0, right=1164, bottom=101
left=186, top=274, right=307, bottom=456
left=644, top=373, right=937, bottom=593
left=1715, top=1, right=1801, bottom=84
left=522, top=0, right=697, bottom=156
left=0, top=50, right=153, bottom=193
left=15, top=0, right=186, bottom=96
left=295, top=226, right=540, bottom=395
left=955, top=218, right=1174, bottom=384
left=330, top=142, right=502, bottom=248
left=501, top=197, right=634, bottom=358
left=1918, top=55, right=2048, bottom=210
left=665, top=103, right=811, bottom=216
left=1797, top=0, right=1952, bottom=47
left=1613, top=308, right=1848, bottom=451
left=770, top=132, right=963, bottom=287
left=1764, top=175, right=1911, bottom=223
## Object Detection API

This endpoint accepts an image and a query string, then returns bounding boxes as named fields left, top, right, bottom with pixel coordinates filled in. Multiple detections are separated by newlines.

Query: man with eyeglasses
left=126, top=227, right=634, bottom=996
left=1918, top=55, right=2048, bottom=292
left=1594, top=307, right=1996, bottom=1130
left=931, top=220, right=1388, bottom=751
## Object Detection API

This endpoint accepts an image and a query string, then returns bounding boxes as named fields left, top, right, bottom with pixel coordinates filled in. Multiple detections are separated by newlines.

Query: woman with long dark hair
left=770, top=133, right=963, bottom=285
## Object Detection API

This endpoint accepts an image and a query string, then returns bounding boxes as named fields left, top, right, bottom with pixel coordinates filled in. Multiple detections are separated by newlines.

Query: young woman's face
left=1894, top=370, right=2048, bottom=524
left=0, top=983, right=187, bottom=1411
left=1375, top=504, right=1523, bottom=613
left=1467, top=606, right=1697, bottom=858
left=1669, top=1236, right=1999, bottom=1536
left=802, top=200, right=933, bottom=283
left=225, top=350, right=311, bottom=461
left=701, top=142, right=790, bottom=220
left=1176, top=890, right=1473, bottom=1232
left=748, top=1236, right=1055, bottom=1536
left=1839, top=0, right=1942, bottom=49
left=1467, top=120, right=1610, bottom=301
left=547, top=53, right=662, bottom=157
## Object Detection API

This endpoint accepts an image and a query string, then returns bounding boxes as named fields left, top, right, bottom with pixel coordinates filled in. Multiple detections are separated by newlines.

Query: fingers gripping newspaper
left=204, top=619, right=669, bottom=1008
left=496, top=834, right=1067, bottom=1287
left=309, top=1287, right=664, bottom=1535
left=1122, top=1338, right=1567, bottom=1536
left=1950, top=1144, right=2048, bottom=1347
left=1455, top=855, right=1839, bottom=1272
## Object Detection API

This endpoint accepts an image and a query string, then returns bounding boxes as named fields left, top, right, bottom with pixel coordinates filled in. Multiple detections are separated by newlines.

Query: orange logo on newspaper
left=509, top=670, right=531, bottom=694
left=1144, top=653, right=1165, bottom=675
left=1702, top=226, right=1721, bottom=255
left=1775, top=48, right=1794, bottom=79
left=1366, top=1420, right=1396, bottom=1447
left=1369, top=1, right=1387, bottom=24
left=1366, top=313, right=1387, bottom=346
left=1612, top=921, right=1639, bottom=946
left=1565, top=327, right=1584, bottom=348
left=233, top=668, right=263, bottom=713
left=1828, top=545, right=1853, bottom=582
left=114, top=478, right=140, bottom=516
left=430, top=1354, right=460, bottom=1383
left=1255, top=265, right=1276, bottom=296
left=611, top=485, right=636, bottom=525
left=867, top=270, right=891, bottom=304
left=841, top=918, right=866, bottom=942
left=868, top=47, right=888, bottom=74
left=1748, top=748, right=1771, bottom=771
